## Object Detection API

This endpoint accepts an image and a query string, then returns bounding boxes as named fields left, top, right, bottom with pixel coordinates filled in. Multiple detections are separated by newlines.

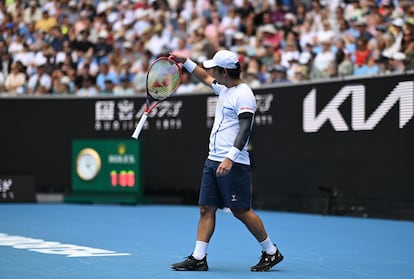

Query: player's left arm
left=233, top=112, right=254, bottom=151
left=216, top=112, right=253, bottom=176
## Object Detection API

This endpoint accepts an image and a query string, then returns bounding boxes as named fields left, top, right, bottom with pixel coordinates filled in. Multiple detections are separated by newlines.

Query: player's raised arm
left=169, top=54, right=215, bottom=87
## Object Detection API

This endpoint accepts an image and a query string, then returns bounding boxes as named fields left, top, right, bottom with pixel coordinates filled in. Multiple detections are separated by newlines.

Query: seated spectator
left=114, top=77, right=135, bottom=96
left=337, top=51, right=354, bottom=77
left=96, top=62, right=119, bottom=92
left=35, top=10, right=57, bottom=32
left=244, top=68, right=262, bottom=88
left=94, top=30, right=113, bottom=65
left=5, top=61, right=26, bottom=95
left=354, top=37, right=371, bottom=67
left=102, top=79, right=115, bottom=94
left=23, top=1, right=42, bottom=24
left=266, top=65, right=290, bottom=84
left=27, top=63, right=52, bottom=95
left=312, top=34, right=336, bottom=78
left=389, top=52, right=406, bottom=73
left=176, top=70, right=196, bottom=94
left=75, top=77, right=99, bottom=96
left=353, top=56, right=379, bottom=76
left=54, top=76, right=73, bottom=94
left=0, top=51, right=13, bottom=79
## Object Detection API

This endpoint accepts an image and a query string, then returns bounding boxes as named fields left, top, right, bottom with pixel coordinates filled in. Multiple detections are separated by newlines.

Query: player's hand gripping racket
left=131, top=57, right=182, bottom=139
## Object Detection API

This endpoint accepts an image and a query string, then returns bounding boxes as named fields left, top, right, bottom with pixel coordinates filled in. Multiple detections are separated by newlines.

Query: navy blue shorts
left=199, top=159, right=252, bottom=209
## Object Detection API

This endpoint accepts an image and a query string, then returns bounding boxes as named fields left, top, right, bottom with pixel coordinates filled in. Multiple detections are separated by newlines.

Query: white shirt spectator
left=313, top=48, right=336, bottom=75
left=27, top=71, right=52, bottom=94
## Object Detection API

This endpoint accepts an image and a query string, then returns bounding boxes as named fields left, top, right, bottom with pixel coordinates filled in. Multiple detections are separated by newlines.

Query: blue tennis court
left=1, top=203, right=413, bottom=279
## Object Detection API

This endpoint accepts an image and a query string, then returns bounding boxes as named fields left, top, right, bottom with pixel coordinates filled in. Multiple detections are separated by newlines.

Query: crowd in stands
left=0, top=0, right=414, bottom=96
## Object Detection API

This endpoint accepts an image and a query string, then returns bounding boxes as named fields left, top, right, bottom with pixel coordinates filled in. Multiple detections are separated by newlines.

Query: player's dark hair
left=217, top=62, right=241, bottom=79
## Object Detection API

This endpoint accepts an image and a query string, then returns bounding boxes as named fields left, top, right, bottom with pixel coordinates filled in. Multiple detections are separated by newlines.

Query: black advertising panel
left=0, top=175, right=36, bottom=202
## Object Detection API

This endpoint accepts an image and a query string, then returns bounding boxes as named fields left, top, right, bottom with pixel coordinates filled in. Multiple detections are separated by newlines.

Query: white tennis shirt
left=208, top=82, right=256, bottom=165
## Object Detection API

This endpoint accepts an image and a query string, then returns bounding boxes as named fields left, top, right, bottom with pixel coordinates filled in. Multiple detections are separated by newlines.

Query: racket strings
left=147, top=61, right=181, bottom=100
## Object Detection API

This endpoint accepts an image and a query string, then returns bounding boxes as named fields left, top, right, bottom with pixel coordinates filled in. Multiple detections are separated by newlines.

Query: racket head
left=146, top=57, right=182, bottom=101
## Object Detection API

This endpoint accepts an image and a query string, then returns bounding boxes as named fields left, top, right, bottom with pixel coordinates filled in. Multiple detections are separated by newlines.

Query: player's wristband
left=183, top=58, right=197, bottom=73
left=226, top=146, right=240, bottom=162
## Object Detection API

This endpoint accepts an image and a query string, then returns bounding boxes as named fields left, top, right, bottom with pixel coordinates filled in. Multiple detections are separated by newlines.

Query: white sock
left=192, top=240, right=208, bottom=260
left=260, top=236, right=277, bottom=255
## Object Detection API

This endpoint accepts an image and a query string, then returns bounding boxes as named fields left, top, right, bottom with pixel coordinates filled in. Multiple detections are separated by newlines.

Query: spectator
left=74, top=63, right=95, bottom=92
left=312, top=34, right=336, bottom=78
left=353, top=55, right=379, bottom=76
left=171, top=37, right=192, bottom=58
left=51, top=69, right=73, bottom=94
left=244, top=68, right=262, bottom=88
left=35, top=10, right=57, bottom=32
left=102, top=79, right=115, bottom=94
left=354, top=37, right=371, bottom=67
left=389, top=51, right=406, bottom=73
left=145, top=23, right=169, bottom=57
left=188, top=27, right=211, bottom=61
left=176, top=70, right=196, bottom=94
left=27, top=64, right=52, bottom=95
left=230, top=32, right=255, bottom=57
left=267, top=65, right=290, bottom=84
left=0, top=69, right=4, bottom=91
left=337, top=51, right=354, bottom=77
left=0, top=51, right=13, bottom=79
left=96, top=62, right=119, bottom=92
left=5, top=61, right=26, bottom=95
left=132, top=56, right=150, bottom=94
left=71, top=29, right=94, bottom=55
left=75, top=77, right=99, bottom=96
left=23, top=1, right=42, bottom=24
left=47, top=26, right=69, bottom=53
left=8, top=32, right=25, bottom=55
left=113, top=77, right=135, bottom=96
left=94, top=30, right=113, bottom=65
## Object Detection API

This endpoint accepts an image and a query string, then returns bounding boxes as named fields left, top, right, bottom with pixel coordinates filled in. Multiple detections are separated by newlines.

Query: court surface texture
left=1, top=203, right=413, bottom=279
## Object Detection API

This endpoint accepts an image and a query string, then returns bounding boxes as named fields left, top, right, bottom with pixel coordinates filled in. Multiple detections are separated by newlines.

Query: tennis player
left=169, top=50, right=283, bottom=272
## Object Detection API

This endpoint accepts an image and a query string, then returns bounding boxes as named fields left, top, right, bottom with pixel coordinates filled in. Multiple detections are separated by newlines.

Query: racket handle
left=131, top=112, right=149, bottom=139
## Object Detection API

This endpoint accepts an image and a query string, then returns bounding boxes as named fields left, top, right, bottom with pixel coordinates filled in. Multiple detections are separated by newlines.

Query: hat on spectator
left=246, top=68, right=258, bottom=77
left=135, top=9, right=148, bottom=19
left=123, top=41, right=133, bottom=48
left=262, top=24, right=277, bottom=34
left=318, top=33, right=332, bottom=44
left=269, top=65, right=287, bottom=73
left=80, top=10, right=88, bottom=17
left=284, top=13, right=297, bottom=24
left=392, top=18, right=404, bottom=28
left=234, top=32, right=245, bottom=40
left=60, top=76, right=71, bottom=85
left=98, top=30, right=109, bottom=39
left=392, top=52, right=406, bottom=61
left=203, top=50, right=239, bottom=69
left=375, top=25, right=387, bottom=32
left=380, top=0, right=393, bottom=7
left=406, top=17, right=414, bottom=26
left=355, top=17, right=367, bottom=26
left=299, top=52, right=311, bottom=64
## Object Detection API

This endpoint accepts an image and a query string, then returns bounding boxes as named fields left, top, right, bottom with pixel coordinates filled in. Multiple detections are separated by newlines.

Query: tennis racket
left=131, top=57, right=182, bottom=139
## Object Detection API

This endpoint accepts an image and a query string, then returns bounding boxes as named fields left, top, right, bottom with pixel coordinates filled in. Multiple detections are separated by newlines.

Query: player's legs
left=231, top=208, right=267, bottom=242
left=171, top=160, right=221, bottom=271
left=222, top=163, right=283, bottom=271
left=197, top=205, right=217, bottom=242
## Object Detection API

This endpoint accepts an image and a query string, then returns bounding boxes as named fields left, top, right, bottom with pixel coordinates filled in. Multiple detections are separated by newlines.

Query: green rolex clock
left=76, top=148, right=102, bottom=181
